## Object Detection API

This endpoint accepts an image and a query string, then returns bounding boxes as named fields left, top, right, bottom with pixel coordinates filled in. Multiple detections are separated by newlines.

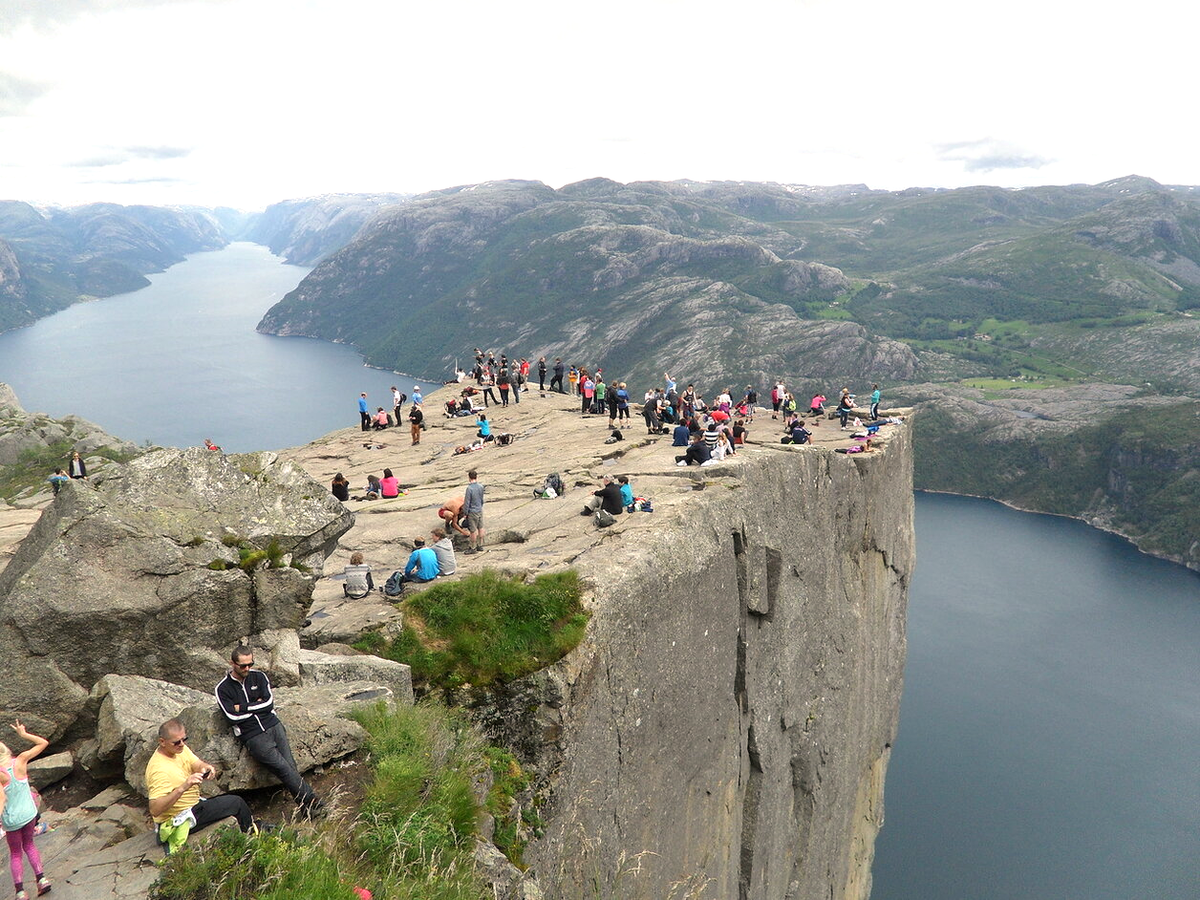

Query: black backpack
left=382, top=571, right=405, bottom=598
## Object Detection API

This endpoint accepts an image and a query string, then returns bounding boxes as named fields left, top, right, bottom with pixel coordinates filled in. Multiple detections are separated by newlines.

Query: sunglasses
left=169, top=735, right=188, bottom=746
left=233, top=660, right=254, bottom=669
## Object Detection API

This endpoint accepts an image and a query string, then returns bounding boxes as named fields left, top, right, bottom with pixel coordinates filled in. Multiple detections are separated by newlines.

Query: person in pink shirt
left=379, top=468, right=401, bottom=498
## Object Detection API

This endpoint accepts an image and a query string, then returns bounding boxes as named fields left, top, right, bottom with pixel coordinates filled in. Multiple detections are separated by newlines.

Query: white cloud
left=0, top=0, right=1196, bottom=208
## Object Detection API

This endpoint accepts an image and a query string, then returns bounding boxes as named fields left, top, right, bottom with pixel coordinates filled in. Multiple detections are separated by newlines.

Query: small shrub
left=220, top=534, right=245, bottom=548
left=381, top=570, right=589, bottom=689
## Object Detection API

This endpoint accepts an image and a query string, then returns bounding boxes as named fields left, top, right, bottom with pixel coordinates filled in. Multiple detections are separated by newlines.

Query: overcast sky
left=1, top=0, right=1194, bottom=211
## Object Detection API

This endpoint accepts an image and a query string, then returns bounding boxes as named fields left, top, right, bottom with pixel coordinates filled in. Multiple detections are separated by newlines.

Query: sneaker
left=676, top=460, right=687, bottom=467
left=36, top=878, right=51, bottom=897
left=16, top=891, right=28, bottom=900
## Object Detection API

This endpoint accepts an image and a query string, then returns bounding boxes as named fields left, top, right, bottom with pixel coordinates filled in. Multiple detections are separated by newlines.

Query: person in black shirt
left=580, top=474, right=624, bottom=516
left=215, top=646, right=323, bottom=815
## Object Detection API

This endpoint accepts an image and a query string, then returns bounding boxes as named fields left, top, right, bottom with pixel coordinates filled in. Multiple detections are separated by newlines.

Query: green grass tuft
left=382, top=570, right=589, bottom=688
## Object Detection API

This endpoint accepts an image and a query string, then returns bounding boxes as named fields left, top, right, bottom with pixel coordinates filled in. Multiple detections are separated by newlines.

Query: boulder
left=0, top=446, right=354, bottom=739
left=28, top=750, right=75, bottom=789
left=86, top=673, right=403, bottom=795
left=298, top=648, right=414, bottom=705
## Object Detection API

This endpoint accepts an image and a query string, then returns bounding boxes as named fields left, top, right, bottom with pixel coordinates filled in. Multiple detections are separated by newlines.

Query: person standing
left=498, top=369, right=511, bottom=407
left=215, top=647, right=323, bottom=816
left=464, top=469, right=485, bottom=554
left=537, top=357, right=547, bottom=392
left=550, top=358, right=565, bottom=394
left=408, top=404, right=424, bottom=445
left=146, top=718, right=256, bottom=854
left=412, top=386, right=424, bottom=406
left=391, top=386, right=406, bottom=424
left=581, top=373, right=595, bottom=414
left=869, top=383, right=881, bottom=421
left=358, top=393, right=370, bottom=432
left=1, top=721, right=52, bottom=898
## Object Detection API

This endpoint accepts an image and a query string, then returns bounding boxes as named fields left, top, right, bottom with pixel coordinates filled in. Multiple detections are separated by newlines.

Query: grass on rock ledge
left=359, top=570, right=590, bottom=690
left=151, top=701, right=532, bottom=900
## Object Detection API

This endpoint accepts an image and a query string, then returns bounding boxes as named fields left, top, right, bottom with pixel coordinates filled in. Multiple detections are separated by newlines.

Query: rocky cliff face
left=895, top=382, right=1200, bottom=570
left=278, top=386, right=914, bottom=900
left=517, top=428, right=913, bottom=899
left=241, top=193, right=410, bottom=265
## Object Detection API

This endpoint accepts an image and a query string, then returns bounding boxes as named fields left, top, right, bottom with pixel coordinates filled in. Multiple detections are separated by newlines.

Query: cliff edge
left=284, top=388, right=914, bottom=900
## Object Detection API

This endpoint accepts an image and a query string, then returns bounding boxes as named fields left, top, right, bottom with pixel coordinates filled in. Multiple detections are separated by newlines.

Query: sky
left=1, top=0, right=1196, bottom=211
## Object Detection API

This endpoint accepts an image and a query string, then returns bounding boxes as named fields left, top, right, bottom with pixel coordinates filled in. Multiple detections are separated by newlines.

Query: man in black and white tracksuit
left=214, top=645, right=323, bottom=815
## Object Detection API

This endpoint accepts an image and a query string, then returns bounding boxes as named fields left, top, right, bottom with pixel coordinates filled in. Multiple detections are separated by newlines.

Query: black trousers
left=192, top=793, right=254, bottom=833
left=549, top=374, right=564, bottom=392
left=243, top=723, right=318, bottom=808
left=360, top=411, right=371, bottom=431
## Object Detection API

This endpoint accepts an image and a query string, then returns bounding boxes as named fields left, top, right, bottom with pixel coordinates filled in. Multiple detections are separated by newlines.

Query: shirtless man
left=437, top=496, right=470, bottom=536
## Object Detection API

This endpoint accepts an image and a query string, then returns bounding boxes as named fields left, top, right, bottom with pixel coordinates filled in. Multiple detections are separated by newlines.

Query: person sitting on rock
left=477, top=413, right=493, bottom=442
left=330, top=473, right=350, bottom=502
left=47, top=468, right=69, bottom=496
left=357, top=474, right=381, bottom=501
left=1, top=721, right=52, bottom=897
left=429, top=527, right=457, bottom=576
left=581, top=474, right=624, bottom=517
left=675, top=431, right=712, bottom=467
left=380, top=468, right=401, bottom=499
left=782, top=420, right=811, bottom=444
left=146, top=717, right=256, bottom=855
left=342, top=551, right=374, bottom=598
left=68, top=451, right=87, bottom=479
left=671, top=421, right=691, bottom=446
left=617, top=475, right=634, bottom=509
left=402, top=537, right=440, bottom=584
left=215, top=647, right=324, bottom=817
left=372, top=407, right=390, bottom=430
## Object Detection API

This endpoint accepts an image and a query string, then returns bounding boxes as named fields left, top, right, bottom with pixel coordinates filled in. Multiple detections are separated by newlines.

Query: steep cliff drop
left=519, top=426, right=914, bottom=900
left=287, top=390, right=915, bottom=900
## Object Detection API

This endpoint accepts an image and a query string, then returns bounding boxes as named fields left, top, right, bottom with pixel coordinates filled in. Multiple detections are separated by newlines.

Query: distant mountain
left=0, top=201, right=227, bottom=332
left=241, top=193, right=410, bottom=266
left=256, top=179, right=918, bottom=387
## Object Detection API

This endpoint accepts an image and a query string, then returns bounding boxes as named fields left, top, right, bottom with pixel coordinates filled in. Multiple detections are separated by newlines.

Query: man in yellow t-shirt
left=145, top=718, right=254, bottom=844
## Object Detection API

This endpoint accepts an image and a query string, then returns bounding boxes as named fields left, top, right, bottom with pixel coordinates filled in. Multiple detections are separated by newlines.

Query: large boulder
left=0, top=447, right=354, bottom=739
left=84, top=673, right=404, bottom=795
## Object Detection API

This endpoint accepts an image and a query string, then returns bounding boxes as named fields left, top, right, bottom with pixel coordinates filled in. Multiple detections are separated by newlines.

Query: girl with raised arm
left=1, top=720, right=51, bottom=898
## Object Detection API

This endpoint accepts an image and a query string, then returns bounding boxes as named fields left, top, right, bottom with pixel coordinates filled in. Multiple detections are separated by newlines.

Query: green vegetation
left=152, top=701, right=538, bottom=900
left=362, top=570, right=589, bottom=690
left=0, top=438, right=136, bottom=501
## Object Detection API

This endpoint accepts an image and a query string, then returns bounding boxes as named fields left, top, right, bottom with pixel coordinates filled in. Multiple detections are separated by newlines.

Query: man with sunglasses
left=145, top=718, right=254, bottom=852
left=214, top=646, right=324, bottom=816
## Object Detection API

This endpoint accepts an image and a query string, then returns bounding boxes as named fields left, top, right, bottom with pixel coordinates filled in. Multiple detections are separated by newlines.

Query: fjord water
left=872, top=492, right=1200, bottom=900
left=1, top=246, right=1196, bottom=897
left=0, top=242, right=418, bottom=452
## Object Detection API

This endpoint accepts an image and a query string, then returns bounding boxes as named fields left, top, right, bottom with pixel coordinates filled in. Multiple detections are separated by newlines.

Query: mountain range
left=1, top=177, right=1197, bottom=567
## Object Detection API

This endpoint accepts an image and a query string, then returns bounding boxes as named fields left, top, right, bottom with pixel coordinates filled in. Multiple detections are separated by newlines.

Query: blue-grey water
left=872, top=492, right=1200, bottom=900
left=1, top=246, right=1197, bottom=897
left=0, top=242, right=425, bottom=452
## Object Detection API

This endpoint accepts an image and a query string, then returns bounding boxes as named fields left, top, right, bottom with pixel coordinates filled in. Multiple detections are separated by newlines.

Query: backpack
left=382, top=571, right=405, bottom=598
left=496, top=433, right=514, bottom=446
left=594, top=509, right=615, bottom=528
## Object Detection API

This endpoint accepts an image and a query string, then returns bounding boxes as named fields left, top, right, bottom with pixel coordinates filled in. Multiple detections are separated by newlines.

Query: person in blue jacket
left=358, top=392, right=370, bottom=431
left=402, top=538, right=440, bottom=584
